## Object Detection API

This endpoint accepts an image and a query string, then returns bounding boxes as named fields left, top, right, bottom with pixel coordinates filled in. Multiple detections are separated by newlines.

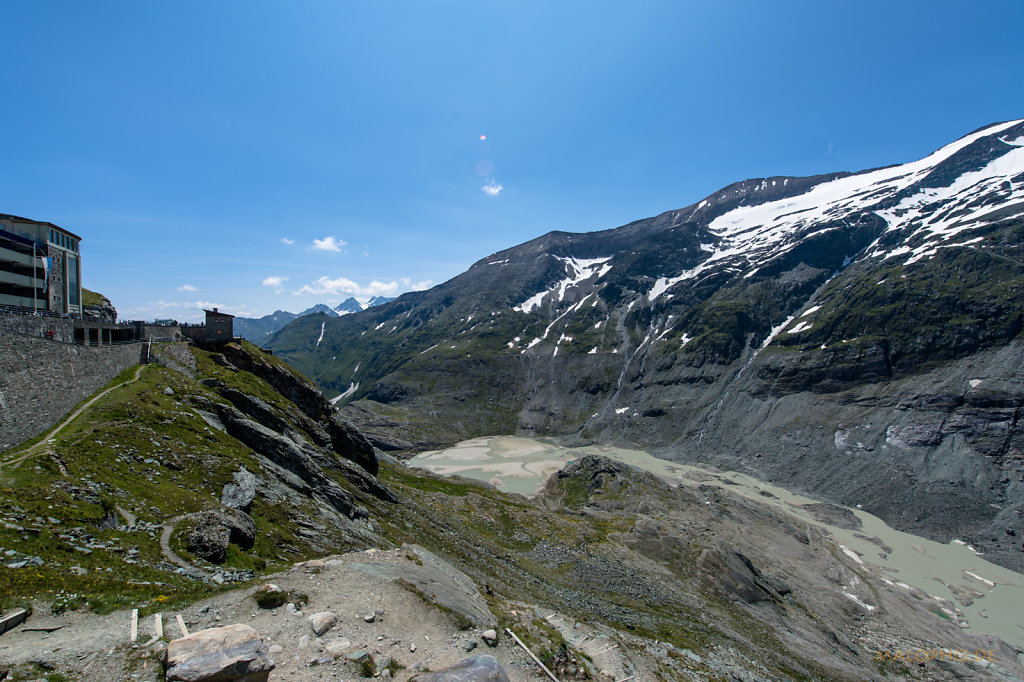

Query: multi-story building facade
left=0, top=214, right=82, bottom=315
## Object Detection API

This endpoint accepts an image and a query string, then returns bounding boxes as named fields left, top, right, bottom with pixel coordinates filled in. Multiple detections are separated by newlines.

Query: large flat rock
left=166, top=623, right=275, bottom=682
left=348, top=544, right=494, bottom=627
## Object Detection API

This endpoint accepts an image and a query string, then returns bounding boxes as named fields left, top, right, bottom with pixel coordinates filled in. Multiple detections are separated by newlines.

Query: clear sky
left=2, top=1, right=1022, bottom=322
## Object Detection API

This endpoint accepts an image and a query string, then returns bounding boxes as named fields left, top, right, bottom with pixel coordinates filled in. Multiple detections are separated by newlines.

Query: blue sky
left=2, top=1, right=1022, bottom=322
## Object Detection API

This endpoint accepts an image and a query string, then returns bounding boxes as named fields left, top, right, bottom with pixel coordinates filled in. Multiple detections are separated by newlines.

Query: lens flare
left=480, top=135, right=487, bottom=141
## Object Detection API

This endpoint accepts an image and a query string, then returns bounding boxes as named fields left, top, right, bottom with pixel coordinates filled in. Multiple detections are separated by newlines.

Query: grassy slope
left=0, top=345, right=366, bottom=616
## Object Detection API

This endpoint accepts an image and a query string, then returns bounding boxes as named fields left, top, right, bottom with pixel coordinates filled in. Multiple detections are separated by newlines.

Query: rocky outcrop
left=218, top=343, right=331, bottom=422
left=327, top=415, right=379, bottom=476
left=698, top=548, right=787, bottom=605
left=165, top=624, right=275, bottom=682
left=221, top=468, right=256, bottom=512
left=187, top=509, right=256, bottom=564
left=81, top=289, right=117, bottom=323
left=214, top=403, right=361, bottom=518
left=348, top=544, right=495, bottom=627
left=409, top=655, right=510, bottom=682
left=215, top=345, right=381, bottom=476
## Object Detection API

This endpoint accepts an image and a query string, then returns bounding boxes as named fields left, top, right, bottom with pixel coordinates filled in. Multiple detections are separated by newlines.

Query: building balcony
left=0, top=269, right=39, bottom=289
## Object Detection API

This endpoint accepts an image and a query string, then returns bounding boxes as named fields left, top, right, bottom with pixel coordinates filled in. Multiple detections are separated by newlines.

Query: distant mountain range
left=234, top=296, right=393, bottom=344
left=268, top=119, right=1024, bottom=572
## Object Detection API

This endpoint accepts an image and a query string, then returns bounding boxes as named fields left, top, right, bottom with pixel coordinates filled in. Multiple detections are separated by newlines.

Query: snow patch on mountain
left=332, top=382, right=359, bottom=403
left=513, top=256, right=612, bottom=313
left=698, top=119, right=1024, bottom=277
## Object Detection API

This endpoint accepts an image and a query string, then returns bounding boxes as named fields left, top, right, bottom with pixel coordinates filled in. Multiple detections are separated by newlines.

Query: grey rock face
left=214, top=403, right=359, bottom=517
left=348, top=544, right=495, bottom=627
left=165, top=623, right=275, bottom=682
left=211, top=344, right=384, bottom=483
left=328, top=415, right=379, bottom=476
left=221, top=467, right=257, bottom=512
left=409, top=655, right=510, bottom=682
left=82, top=291, right=117, bottom=323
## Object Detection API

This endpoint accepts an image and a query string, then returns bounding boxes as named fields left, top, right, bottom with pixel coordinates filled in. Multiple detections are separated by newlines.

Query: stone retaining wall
left=0, top=330, right=142, bottom=452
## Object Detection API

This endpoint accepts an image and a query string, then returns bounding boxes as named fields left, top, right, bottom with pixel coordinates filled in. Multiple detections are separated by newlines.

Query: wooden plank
left=175, top=614, right=188, bottom=638
left=0, top=608, right=27, bottom=635
left=505, top=628, right=560, bottom=682
left=153, top=613, right=163, bottom=639
left=129, top=609, right=138, bottom=642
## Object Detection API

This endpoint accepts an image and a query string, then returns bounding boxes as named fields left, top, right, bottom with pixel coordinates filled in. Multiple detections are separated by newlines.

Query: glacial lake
left=410, top=436, right=1024, bottom=655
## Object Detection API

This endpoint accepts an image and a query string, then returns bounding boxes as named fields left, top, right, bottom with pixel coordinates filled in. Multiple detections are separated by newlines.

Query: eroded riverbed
left=410, top=435, right=1024, bottom=655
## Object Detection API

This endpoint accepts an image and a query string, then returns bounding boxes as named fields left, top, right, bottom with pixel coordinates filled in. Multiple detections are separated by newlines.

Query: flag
left=40, top=256, right=52, bottom=288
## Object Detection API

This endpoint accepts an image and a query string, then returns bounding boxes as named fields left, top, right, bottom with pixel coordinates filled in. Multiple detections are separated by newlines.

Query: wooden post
left=129, top=609, right=138, bottom=642
left=176, top=614, right=189, bottom=637
left=505, top=628, right=560, bottom=682
left=154, top=613, right=163, bottom=639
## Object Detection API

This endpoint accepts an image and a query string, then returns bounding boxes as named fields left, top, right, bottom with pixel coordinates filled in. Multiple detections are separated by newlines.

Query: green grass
left=81, top=288, right=106, bottom=307
left=0, top=344, right=373, bottom=614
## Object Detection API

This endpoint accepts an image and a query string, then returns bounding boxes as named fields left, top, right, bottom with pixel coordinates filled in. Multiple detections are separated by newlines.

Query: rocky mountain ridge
left=268, top=119, right=1024, bottom=571
left=234, top=298, right=395, bottom=344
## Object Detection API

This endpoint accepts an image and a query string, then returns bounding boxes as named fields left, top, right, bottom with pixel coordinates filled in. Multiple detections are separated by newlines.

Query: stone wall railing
left=0, top=312, right=76, bottom=343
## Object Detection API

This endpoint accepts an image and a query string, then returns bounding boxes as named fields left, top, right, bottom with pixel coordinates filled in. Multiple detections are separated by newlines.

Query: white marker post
left=176, top=614, right=189, bottom=638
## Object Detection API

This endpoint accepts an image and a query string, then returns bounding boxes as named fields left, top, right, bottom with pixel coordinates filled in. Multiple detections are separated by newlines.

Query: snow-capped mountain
left=270, top=120, right=1024, bottom=570
left=333, top=296, right=395, bottom=315
left=234, top=298, right=395, bottom=343
left=299, top=303, right=339, bottom=318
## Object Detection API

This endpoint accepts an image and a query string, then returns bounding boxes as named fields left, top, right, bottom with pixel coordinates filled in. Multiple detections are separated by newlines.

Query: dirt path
left=117, top=505, right=137, bottom=527
left=159, top=513, right=210, bottom=579
left=0, top=364, right=146, bottom=470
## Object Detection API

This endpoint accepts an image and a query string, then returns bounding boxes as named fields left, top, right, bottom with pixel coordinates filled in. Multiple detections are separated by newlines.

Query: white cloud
left=122, top=299, right=224, bottom=323
left=482, top=181, right=503, bottom=197
left=177, top=284, right=198, bottom=292
left=296, top=275, right=433, bottom=298
left=399, top=277, right=433, bottom=291
left=262, top=275, right=288, bottom=288
left=281, top=237, right=295, bottom=245
left=296, top=276, right=396, bottom=297
left=312, top=236, right=347, bottom=252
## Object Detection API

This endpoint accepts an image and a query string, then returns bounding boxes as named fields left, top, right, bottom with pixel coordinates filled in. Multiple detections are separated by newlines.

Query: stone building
left=180, top=308, right=236, bottom=344
left=0, top=214, right=82, bottom=315
left=205, top=308, right=235, bottom=340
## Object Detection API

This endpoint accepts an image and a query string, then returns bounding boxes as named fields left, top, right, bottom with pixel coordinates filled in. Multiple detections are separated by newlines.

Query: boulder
left=481, top=629, right=498, bottom=647
left=253, top=584, right=286, bottom=609
left=698, top=547, right=784, bottom=604
left=187, top=509, right=257, bottom=564
left=409, top=655, right=510, bottom=682
left=187, top=517, right=231, bottom=564
left=221, top=467, right=257, bottom=512
left=165, top=623, right=274, bottom=682
left=309, top=611, right=337, bottom=637
left=324, top=638, right=353, bottom=657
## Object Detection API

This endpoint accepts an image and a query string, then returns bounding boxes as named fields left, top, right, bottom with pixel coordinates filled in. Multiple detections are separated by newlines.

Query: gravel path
left=0, top=547, right=568, bottom=682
